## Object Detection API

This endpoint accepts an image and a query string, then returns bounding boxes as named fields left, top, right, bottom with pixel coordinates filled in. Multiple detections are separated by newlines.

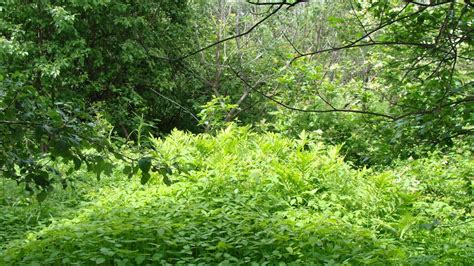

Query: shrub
left=2, top=126, right=472, bottom=264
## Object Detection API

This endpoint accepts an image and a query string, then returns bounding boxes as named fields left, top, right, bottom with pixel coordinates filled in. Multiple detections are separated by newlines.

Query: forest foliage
left=0, top=0, right=473, bottom=264
left=2, top=127, right=473, bottom=264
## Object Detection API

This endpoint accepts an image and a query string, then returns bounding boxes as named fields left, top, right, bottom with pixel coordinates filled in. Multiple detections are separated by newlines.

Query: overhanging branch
left=153, top=3, right=285, bottom=62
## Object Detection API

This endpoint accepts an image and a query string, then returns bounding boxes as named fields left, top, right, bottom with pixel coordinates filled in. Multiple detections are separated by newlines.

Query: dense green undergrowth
left=1, top=127, right=473, bottom=265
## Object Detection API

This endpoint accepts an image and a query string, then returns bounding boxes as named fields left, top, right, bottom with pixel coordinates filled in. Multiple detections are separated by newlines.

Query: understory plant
left=1, top=126, right=473, bottom=264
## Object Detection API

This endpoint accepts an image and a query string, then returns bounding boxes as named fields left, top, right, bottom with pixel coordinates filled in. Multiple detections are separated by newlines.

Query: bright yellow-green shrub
left=1, top=126, right=473, bottom=264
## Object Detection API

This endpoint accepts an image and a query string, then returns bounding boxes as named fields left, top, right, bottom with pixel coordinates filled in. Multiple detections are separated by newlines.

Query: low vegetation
left=2, top=127, right=472, bottom=264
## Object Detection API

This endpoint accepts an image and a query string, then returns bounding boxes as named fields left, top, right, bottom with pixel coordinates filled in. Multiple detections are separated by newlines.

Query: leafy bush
left=0, top=0, right=198, bottom=189
left=0, top=169, right=117, bottom=250
left=1, top=126, right=473, bottom=264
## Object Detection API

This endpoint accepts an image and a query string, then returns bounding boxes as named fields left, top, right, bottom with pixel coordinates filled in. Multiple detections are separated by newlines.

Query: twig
left=154, top=3, right=285, bottom=61
left=291, top=5, right=430, bottom=63
left=146, top=87, right=201, bottom=123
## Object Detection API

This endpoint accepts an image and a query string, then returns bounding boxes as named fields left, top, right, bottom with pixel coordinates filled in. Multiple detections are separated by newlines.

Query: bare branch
left=282, top=32, right=303, bottom=56
left=154, top=3, right=285, bottom=62
left=229, top=58, right=473, bottom=122
left=291, top=5, right=430, bottom=63
left=246, top=0, right=289, bottom=6
left=394, top=96, right=474, bottom=121
left=406, top=0, right=455, bottom=7
left=349, top=0, right=374, bottom=43
left=228, top=65, right=396, bottom=120
left=291, top=41, right=434, bottom=64
left=129, top=82, right=202, bottom=124
left=247, top=0, right=307, bottom=9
